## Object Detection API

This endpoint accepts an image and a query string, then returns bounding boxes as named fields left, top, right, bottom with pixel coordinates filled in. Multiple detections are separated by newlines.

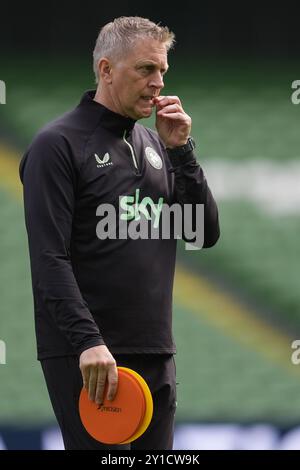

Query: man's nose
left=149, top=72, right=164, bottom=90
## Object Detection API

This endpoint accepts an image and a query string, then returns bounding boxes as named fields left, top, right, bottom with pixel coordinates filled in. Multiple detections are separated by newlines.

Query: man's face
left=109, top=39, right=169, bottom=120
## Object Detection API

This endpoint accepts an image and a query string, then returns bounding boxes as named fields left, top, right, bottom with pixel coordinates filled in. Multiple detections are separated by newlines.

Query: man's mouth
left=140, top=96, right=156, bottom=105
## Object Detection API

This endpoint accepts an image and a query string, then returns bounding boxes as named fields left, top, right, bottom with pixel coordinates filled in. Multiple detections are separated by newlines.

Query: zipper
left=123, top=130, right=139, bottom=172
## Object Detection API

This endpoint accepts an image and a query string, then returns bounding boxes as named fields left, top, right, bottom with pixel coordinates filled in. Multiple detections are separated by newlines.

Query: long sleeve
left=167, top=149, right=220, bottom=248
left=20, top=129, right=105, bottom=356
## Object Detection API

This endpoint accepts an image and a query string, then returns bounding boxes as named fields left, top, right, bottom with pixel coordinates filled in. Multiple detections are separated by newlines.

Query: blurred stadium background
left=1, top=3, right=300, bottom=450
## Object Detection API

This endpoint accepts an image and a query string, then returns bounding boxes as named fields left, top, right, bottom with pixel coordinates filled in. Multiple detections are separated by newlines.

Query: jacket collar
left=78, top=90, right=136, bottom=137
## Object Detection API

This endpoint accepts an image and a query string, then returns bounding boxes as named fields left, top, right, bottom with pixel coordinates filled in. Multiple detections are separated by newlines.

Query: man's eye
left=140, top=66, right=153, bottom=73
left=139, top=65, right=167, bottom=76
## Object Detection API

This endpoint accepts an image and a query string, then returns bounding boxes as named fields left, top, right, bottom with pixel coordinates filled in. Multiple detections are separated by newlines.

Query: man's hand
left=153, top=96, right=192, bottom=149
left=79, top=345, right=118, bottom=405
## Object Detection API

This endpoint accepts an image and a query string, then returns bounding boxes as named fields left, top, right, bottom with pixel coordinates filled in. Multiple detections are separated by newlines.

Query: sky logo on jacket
left=120, top=188, right=164, bottom=229
left=96, top=189, right=204, bottom=249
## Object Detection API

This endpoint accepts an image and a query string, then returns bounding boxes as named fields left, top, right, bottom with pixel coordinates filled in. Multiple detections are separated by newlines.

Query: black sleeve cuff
left=167, top=149, right=197, bottom=168
left=77, top=337, right=106, bottom=356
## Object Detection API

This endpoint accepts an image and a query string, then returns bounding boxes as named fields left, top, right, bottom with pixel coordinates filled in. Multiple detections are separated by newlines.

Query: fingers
left=155, top=97, right=190, bottom=124
left=156, top=101, right=191, bottom=126
left=154, top=96, right=182, bottom=109
left=157, top=103, right=183, bottom=116
left=95, top=366, right=107, bottom=405
left=79, top=345, right=118, bottom=404
left=158, top=112, right=188, bottom=121
left=106, top=362, right=118, bottom=401
left=88, top=364, right=117, bottom=404
left=154, top=94, right=192, bottom=148
left=81, top=366, right=90, bottom=391
left=88, top=366, right=98, bottom=402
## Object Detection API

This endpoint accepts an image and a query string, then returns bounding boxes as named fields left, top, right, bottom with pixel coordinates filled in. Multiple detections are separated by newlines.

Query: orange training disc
left=79, top=368, right=146, bottom=444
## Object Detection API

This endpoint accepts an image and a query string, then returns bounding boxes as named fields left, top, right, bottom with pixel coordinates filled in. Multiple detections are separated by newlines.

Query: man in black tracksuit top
left=19, top=17, right=220, bottom=450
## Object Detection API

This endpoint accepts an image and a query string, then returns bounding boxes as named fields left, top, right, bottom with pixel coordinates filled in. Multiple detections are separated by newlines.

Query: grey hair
left=93, top=16, right=175, bottom=84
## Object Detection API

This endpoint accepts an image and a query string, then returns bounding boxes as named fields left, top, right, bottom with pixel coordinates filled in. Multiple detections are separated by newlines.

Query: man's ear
left=98, top=58, right=112, bottom=84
